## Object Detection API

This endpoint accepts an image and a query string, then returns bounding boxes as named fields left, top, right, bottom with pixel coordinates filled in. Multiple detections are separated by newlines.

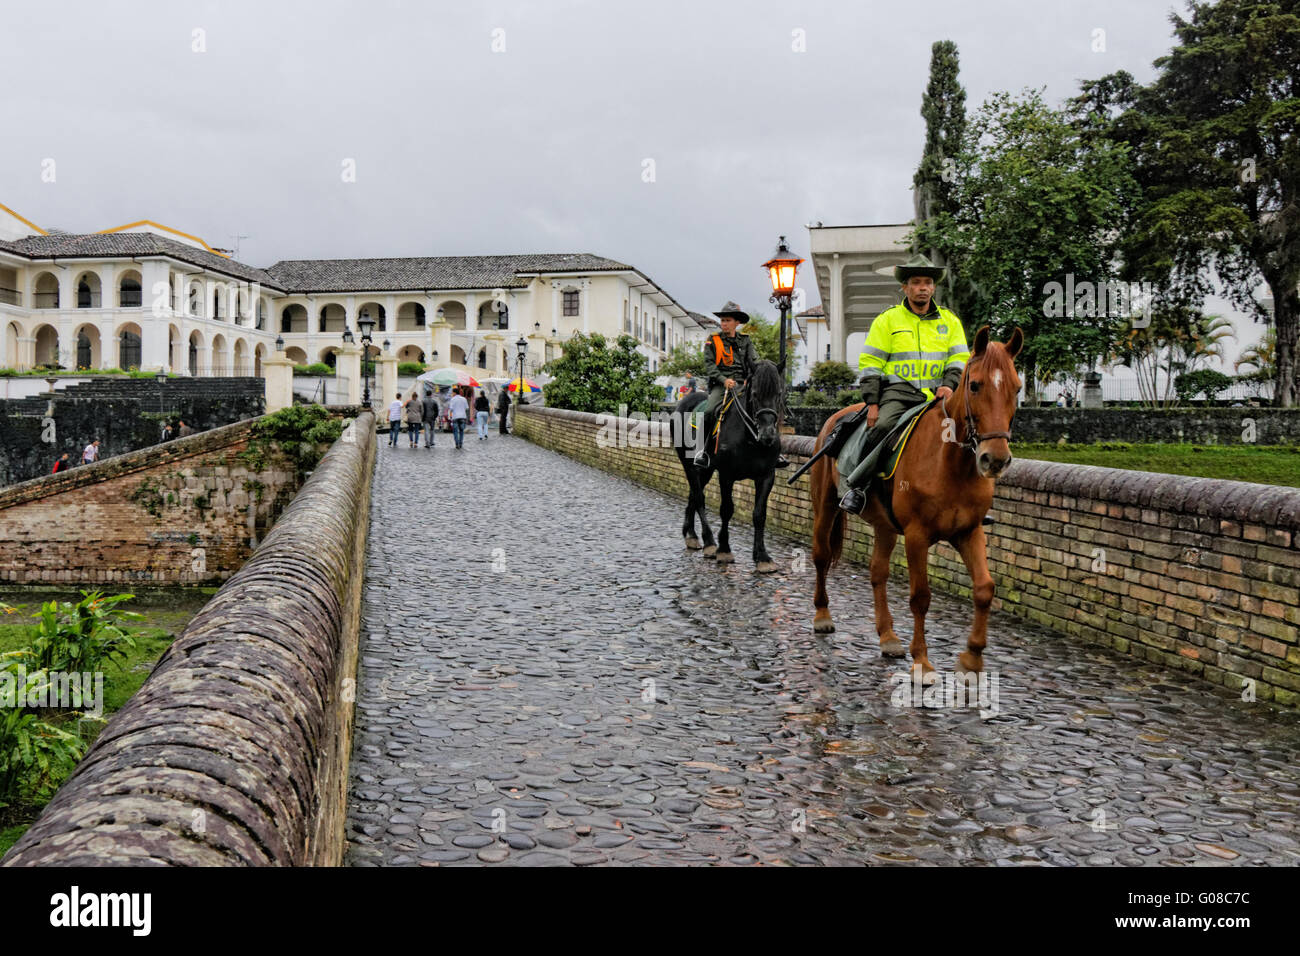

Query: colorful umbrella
left=420, top=368, right=481, bottom=388
left=506, top=378, right=541, bottom=394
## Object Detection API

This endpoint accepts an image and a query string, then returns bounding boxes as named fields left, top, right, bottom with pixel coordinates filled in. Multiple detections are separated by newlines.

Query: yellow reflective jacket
left=857, top=300, right=970, bottom=404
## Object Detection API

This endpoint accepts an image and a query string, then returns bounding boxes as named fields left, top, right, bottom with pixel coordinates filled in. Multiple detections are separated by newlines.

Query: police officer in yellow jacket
left=837, top=254, right=970, bottom=513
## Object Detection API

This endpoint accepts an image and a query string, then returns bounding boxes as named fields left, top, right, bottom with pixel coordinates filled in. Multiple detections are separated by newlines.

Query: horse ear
left=972, top=325, right=990, bottom=357
left=1005, top=326, right=1024, bottom=359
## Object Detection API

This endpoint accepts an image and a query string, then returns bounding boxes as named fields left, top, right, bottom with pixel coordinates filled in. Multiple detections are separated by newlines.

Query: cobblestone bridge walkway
left=346, top=432, right=1300, bottom=866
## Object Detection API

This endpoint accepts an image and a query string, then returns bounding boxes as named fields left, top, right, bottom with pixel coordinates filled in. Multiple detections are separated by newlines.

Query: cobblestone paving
left=346, top=432, right=1300, bottom=866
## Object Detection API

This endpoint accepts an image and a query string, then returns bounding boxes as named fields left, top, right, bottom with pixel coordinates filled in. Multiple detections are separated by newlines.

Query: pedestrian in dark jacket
left=403, top=393, right=423, bottom=448
left=474, top=391, right=491, bottom=440
left=497, top=388, right=511, bottom=435
left=421, top=389, right=440, bottom=448
left=52, top=452, right=70, bottom=474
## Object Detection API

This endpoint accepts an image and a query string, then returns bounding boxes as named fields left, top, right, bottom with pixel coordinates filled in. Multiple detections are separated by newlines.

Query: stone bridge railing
left=515, top=404, right=1300, bottom=707
left=2, top=413, right=376, bottom=866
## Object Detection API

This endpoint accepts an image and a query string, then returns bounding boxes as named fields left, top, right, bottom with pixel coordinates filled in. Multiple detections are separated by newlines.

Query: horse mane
left=748, top=360, right=784, bottom=413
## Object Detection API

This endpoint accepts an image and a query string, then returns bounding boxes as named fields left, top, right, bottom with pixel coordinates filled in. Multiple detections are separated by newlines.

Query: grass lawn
left=1013, top=443, right=1300, bottom=488
left=0, top=588, right=212, bottom=858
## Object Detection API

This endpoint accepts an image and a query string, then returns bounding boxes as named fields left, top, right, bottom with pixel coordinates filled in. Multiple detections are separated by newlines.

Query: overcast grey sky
left=3, top=0, right=1198, bottom=325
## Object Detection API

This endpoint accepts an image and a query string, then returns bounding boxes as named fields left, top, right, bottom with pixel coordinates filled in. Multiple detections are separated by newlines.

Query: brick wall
left=781, top=404, right=1300, bottom=443
left=0, top=418, right=299, bottom=585
left=517, top=404, right=1300, bottom=706
left=4, top=414, right=377, bottom=866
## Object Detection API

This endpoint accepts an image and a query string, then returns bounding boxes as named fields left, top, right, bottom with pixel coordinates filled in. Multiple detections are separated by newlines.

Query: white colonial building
left=0, top=202, right=708, bottom=407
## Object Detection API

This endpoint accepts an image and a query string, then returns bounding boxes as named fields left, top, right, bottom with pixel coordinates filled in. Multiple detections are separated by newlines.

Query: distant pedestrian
left=52, top=452, right=70, bottom=474
left=160, top=422, right=174, bottom=442
left=177, top=420, right=195, bottom=438
left=387, top=392, right=402, bottom=446
left=421, top=389, right=439, bottom=448
left=447, top=388, right=469, bottom=449
left=474, top=390, right=490, bottom=440
left=80, top=439, right=100, bottom=465
left=497, top=388, right=510, bottom=435
left=403, top=392, right=423, bottom=448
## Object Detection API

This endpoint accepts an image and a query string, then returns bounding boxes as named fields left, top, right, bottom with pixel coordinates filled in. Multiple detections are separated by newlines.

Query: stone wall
left=516, top=405, right=1300, bottom=707
left=782, top=404, right=1300, bottom=443
left=2, top=413, right=376, bottom=866
left=0, top=418, right=299, bottom=585
left=0, top=377, right=266, bottom=485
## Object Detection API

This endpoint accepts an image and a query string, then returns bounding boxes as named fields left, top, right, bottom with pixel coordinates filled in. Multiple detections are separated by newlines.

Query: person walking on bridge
left=421, top=389, right=440, bottom=448
left=403, top=392, right=423, bottom=448
left=387, top=393, right=403, bottom=447
left=497, top=387, right=511, bottom=435
left=837, top=254, right=970, bottom=514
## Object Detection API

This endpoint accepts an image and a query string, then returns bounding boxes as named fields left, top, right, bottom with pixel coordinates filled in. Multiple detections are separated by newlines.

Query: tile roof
left=2, top=232, right=284, bottom=289
left=263, top=253, right=631, bottom=293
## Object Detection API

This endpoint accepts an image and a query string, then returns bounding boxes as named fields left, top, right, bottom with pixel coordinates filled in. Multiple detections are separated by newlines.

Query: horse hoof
left=715, top=551, right=735, bottom=564
left=880, top=639, right=906, bottom=658
left=684, top=537, right=702, bottom=550
left=813, top=616, right=835, bottom=634
left=702, top=545, right=717, bottom=558
left=956, top=653, right=984, bottom=674
left=755, top=561, right=776, bottom=574
left=911, top=665, right=937, bottom=686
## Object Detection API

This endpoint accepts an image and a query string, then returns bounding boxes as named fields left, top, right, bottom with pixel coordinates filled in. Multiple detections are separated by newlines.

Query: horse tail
left=828, top=498, right=845, bottom=567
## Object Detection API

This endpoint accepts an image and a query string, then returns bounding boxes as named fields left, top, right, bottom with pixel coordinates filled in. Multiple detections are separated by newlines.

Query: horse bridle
left=942, top=359, right=1015, bottom=455
left=728, top=382, right=781, bottom=442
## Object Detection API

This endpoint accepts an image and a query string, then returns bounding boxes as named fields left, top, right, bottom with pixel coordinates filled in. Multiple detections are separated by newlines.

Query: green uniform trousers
left=838, top=391, right=927, bottom=490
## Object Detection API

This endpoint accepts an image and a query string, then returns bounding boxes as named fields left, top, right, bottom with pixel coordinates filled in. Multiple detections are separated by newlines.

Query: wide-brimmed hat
left=894, top=254, right=946, bottom=284
left=713, top=301, right=749, bottom=323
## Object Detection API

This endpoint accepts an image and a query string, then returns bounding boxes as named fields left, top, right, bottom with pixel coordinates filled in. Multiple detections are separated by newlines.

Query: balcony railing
left=120, top=292, right=143, bottom=307
left=33, top=292, right=59, bottom=308
left=0, top=288, right=20, bottom=306
left=76, top=293, right=102, bottom=308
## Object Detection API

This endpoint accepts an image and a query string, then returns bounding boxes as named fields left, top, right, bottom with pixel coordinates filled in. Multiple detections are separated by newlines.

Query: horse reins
left=727, top=382, right=780, bottom=443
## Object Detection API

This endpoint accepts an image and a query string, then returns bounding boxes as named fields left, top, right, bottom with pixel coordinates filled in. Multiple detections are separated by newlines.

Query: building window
left=562, top=290, right=579, bottom=316
left=623, top=300, right=630, bottom=333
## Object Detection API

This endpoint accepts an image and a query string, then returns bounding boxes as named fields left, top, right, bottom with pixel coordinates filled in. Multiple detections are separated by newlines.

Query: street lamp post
left=155, top=368, right=168, bottom=437
left=516, top=334, right=528, bottom=407
left=357, top=311, right=375, bottom=407
left=763, top=235, right=804, bottom=381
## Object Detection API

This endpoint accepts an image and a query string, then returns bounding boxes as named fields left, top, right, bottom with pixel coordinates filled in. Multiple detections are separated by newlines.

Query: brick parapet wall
left=516, top=405, right=1300, bottom=706
left=2, top=413, right=376, bottom=866
left=0, top=419, right=298, bottom=585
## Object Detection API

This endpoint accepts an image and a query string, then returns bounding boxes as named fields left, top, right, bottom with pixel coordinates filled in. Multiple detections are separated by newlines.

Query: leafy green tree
left=809, top=360, right=856, bottom=393
left=913, top=89, right=1136, bottom=400
left=740, top=312, right=782, bottom=365
left=912, top=40, right=977, bottom=320
left=542, top=333, right=664, bottom=416
left=1235, top=326, right=1277, bottom=398
left=659, top=341, right=707, bottom=378
left=1175, top=368, right=1235, bottom=404
left=1079, top=0, right=1300, bottom=405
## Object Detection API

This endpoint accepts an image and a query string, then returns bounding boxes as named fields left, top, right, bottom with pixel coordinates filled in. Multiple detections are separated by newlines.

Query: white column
left=465, top=292, right=478, bottom=332
left=829, top=254, right=845, bottom=363
left=581, top=279, right=589, bottom=334
left=550, top=281, right=560, bottom=337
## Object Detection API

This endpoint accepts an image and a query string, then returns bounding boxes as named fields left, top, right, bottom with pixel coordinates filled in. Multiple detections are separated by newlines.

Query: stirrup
left=839, top=488, right=866, bottom=513
left=693, top=449, right=710, bottom=468
left=775, top=455, right=790, bottom=469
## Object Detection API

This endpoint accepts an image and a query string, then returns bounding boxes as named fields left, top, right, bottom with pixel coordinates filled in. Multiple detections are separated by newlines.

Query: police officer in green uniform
left=837, top=254, right=970, bottom=513
left=693, top=302, right=760, bottom=468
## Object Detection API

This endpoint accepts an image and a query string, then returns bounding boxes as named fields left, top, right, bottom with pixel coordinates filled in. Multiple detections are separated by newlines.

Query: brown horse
left=809, top=326, right=1023, bottom=682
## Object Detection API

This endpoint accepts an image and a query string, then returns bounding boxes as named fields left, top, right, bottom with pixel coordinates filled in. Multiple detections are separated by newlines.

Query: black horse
left=671, top=360, right=785, bottom=572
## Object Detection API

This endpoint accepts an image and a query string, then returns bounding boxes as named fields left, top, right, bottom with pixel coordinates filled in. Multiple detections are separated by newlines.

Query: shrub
left=245, top=404, right=344, bottom=472
left=801, top=389, right=833, bottom=407
left=0, top=661, right=86, bottom=808
left=542, top=333, right=664, bottom=416
left=24, top=592, right=140, bottom=675
left=810, top=361, right=857, bottom=393
left=294, top=362, right=335, bottom=377
left=835, top=389, right=862, bottom=408
left=397, top=362, right=427, bottom=376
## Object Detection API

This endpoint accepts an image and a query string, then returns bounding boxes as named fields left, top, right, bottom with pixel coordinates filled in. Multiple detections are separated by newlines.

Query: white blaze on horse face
left=992, top=370, right=1003, bottom=390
